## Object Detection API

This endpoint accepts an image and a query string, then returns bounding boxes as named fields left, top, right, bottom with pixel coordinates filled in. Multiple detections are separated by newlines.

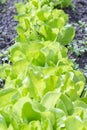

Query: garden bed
left=0, top=0, right=87, bottom=72
left=0, top=0, right=87, bottom=129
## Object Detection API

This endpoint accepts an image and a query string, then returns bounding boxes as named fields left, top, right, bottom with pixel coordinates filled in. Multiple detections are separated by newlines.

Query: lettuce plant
left=0, top=0, right=87, bottom=130
left=15, top=1, right=75, bottom=45
left=30, top=0, right=72, bottom=8
left=50, top=0, right=72, bottom=8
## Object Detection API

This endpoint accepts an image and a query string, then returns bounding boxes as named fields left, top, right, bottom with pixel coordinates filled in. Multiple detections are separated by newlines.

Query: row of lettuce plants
left=0, top=0, right=87, bottom=130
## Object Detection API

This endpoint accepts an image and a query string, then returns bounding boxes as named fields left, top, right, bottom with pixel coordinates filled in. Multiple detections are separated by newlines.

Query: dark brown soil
left=0, top=0, right=23, bottom=51
left=0, top=0, right=23, bottom=55
left=65, top=0, right=87, bottom=71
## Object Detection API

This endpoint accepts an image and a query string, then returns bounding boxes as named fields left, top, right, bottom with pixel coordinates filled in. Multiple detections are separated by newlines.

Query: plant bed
left=0, top=0, right=87, bottom=129
left=0, top=0, right=87, bottom=73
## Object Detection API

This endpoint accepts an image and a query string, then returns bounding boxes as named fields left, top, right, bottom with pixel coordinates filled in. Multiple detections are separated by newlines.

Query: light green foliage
left=56, top=0, right=72, bottom=7
left=33, top=0, right=72, bottom=8
left=15, top=1, right=75, bottom=45
left=0, top=0, right=87, bottom=130
left=0, top=0, right=6, bottom=4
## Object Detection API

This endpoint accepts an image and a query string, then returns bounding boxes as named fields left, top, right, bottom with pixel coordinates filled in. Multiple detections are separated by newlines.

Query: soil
left=0, top=0, right=17, bottom=51
left=64, top=0, right=87, bottom=70
left=0, top=0, right=23, bottom=87
left=0, top=0, right=87, bottom=77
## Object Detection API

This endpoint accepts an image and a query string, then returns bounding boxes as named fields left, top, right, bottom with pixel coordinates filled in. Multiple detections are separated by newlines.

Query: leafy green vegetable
left=0, top=0, right=86, bottom=130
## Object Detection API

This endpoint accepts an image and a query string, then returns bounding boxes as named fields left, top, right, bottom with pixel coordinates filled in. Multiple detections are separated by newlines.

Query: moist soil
left=0, top=0, right=19, bottom=51
left=0, top=0, right=87, bottom=73
left=65, top=0, right=87, bottom=71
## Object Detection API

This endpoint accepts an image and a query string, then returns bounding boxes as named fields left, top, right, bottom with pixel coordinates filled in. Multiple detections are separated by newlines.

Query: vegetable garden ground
left=0, top=0, right=87, bottom=76
left=0, top=0, right=87, bottom=129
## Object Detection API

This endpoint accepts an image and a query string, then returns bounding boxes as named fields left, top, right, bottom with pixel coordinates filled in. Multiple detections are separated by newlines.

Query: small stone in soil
left=0, top=79, right=5, bottom=88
